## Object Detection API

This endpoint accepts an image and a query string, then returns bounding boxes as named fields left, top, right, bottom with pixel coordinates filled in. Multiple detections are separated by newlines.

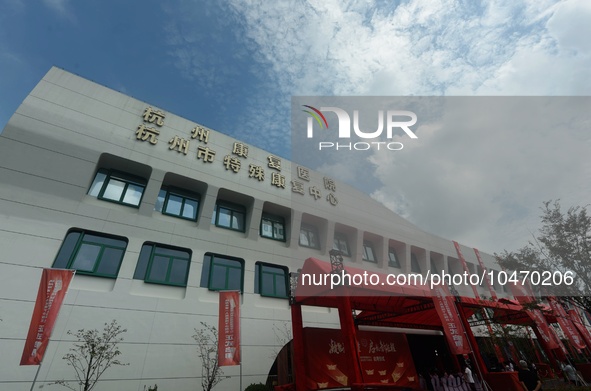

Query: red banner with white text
left=452, top=241, right=479, bottom=299
left=218, top=291, right=240, bottom=366
left=508, top=282, right=559, bottom=350
left=548, top=297, right=585, bottom=350
left=568, top=308, right=591, bottom=348
left=431, top=283, right=471, bottom=355
left=473, top=248, right=497, bottom=301
left=20, top=268, right=75, bottom=365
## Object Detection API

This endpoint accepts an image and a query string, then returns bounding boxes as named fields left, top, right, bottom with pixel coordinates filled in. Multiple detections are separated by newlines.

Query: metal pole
left=240, top=294, right=243, bottom=391
left=29, top=362, right=42, bottom=391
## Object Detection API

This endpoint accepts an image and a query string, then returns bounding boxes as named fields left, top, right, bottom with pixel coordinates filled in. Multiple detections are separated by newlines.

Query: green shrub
left=244, top=382, right=269, bottom=391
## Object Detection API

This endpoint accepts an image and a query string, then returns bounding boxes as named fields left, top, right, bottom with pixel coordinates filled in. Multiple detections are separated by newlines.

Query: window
left=88, top=169, right=146, bottom=207
left=255, top=263, right=289, bottom=298
left=430, top=257, right=439, bottom=274
left=477, top=265, right=484, bottom=277
left=52, top=229, right=127, bottom=278
left=411, top=253, right=421, bottom=273
left=156, top=188, right=200, bottom=221
left=362, top=241, right=376, bottom=262
left=388, top=248, right=400, bottom=268
left=333, top=233, right=350, bottom=256
left=212, top=201, right=246, bottom=232
left=200, top=253, right=244, bottom=292
left=260, top=213, right=286, bottom=241
left=299, top=223, right=320, bottom=249
left=134, top=243, right=191, bottom=286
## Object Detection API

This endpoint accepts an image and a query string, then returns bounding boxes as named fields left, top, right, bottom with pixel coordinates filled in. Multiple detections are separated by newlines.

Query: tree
left=53, top=319, right=128, bottom=391
left=496, top=200, right=591, bottom=312
left=271, top=321, right=292, bottom=358
left=193, top=322, right=225, bottom=391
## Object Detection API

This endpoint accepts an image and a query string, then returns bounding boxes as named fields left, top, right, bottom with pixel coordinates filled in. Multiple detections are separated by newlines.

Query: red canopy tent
left=286, top=256, right=574, bottom=391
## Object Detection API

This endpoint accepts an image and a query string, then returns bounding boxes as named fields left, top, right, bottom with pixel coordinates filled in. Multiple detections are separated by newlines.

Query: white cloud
left=165, top=0, right=591, bottom=252
left=225, top=0, right=565, bottom=96
left=473, top=0, right=591, bottom=95
left=547, top=0, right=591, bottom=53
left=368, top=98, right=591, bottom=253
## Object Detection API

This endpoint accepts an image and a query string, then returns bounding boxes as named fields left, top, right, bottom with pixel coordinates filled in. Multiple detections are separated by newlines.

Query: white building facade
left=0, top=67, right=508, bottom=390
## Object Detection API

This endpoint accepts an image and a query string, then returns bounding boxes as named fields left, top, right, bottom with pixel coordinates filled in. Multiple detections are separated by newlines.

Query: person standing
left=518, top=360, right=542, bottom=391
left=463, top=365, right=476, bottom=391
left=440, top=371, right=450, bottom=391
left=562, top=361, right=579, bottom=386
left=431, top=370, right=444, bottom=391
left=447, top=372, right=458, bottom=391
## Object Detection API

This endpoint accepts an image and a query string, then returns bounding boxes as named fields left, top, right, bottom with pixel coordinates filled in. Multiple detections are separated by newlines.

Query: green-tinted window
left=88, top=169, right=146, bottom=207
left=255, top=263, right=288, bottom=298
left=333, top=233, right=350, bottom=256
left=388, top=248, right=400, bottom=268
left=52, top=229, right=127, bottom=278
left=200, top=253, right=244, bottom=292
left=362, top=241, right=376, bottom=262
left=134, top=243, right=191, bottom=286
left=260, top=213, right=286, bottom=241
left=156, top=188, right=200, bottom=221
left=299, top=223, right=320, bottom=249
left=212, top=201, right=246, bottom=232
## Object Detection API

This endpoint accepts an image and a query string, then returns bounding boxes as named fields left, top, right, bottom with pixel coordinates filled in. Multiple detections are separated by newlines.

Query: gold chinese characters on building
left=131, top=109, right=337, bottom=205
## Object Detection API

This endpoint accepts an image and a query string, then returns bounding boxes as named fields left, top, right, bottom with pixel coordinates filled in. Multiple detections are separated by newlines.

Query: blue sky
left=1, top=0, right=590, bottom=254
left=0, top=1, right=287, bottom=154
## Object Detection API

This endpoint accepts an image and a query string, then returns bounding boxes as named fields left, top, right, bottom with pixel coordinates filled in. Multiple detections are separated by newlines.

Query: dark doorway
left=406, top=334, right=455, bottom=376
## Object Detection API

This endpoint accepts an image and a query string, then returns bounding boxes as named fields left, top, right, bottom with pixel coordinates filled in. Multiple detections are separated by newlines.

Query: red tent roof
left=295, top=257, right=459, bottom=330
left=294, top=257, right=551, bottom=329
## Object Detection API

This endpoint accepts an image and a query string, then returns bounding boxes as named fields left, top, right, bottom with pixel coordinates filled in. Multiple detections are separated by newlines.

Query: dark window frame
left=88, top=168, right=146, bottom=207
left=52, top=229, right=127, bottom=279
left=333, top=232, right=350, bottom=256
left=213, top=200, right=246, bottom=232
left=156, top=187, right=201, bottom=221
left=388, top=247, right=401, bottom=268
left=200, top=253, right=244, bottom=292
left=255, top=262, right=289, bottom=298
left=134, top=243, right=192, bottom=287
left=362, top=240, right=377, bottom=263
left=260, top=213, right=286, bottom=241
left=299, top=223, right=320, bottom=249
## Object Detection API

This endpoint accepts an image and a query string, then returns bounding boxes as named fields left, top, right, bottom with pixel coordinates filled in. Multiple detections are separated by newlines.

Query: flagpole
left=239, top=291, right=243, bottom=391
left=29, top=362, right=42, bottom=391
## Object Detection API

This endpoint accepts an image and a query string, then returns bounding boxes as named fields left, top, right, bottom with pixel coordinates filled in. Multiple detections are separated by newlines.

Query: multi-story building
left=0, top=67, right=509, bottom=390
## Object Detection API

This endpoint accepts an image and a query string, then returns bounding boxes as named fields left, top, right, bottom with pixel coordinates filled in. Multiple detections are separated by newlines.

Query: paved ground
left=542, top=377, right=591, bottom=389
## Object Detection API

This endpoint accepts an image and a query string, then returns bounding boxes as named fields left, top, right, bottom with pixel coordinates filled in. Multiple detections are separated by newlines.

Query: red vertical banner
left=431, top=283, right=470, bottom=355
left=452, top=241, right=479, bottom=299
left=569, top=308, right=591, bottom=348
left=548, top=297, right=585, bottom=350
left=508, top=283, right=559, bottom=350
left=20, top=268, right=75, bottom=365
left=473, top=248, right=497, bottom=301
left=218, top=291, right=240, bottom=366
